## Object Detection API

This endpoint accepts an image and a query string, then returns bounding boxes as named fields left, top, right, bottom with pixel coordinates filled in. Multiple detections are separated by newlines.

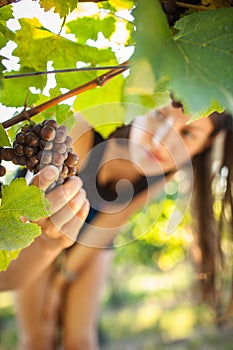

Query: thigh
left=62, top=248, right=113, bottom=349
left=14, top=264, right=56, bottom=350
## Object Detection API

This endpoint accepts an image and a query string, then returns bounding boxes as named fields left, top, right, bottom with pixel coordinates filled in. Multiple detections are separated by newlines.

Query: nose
left=152, top=117, right=173, bottom=148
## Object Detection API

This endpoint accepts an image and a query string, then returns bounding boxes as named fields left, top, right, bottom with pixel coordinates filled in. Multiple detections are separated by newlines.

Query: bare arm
left=62, top=177, right=167, bottom=275
left=0, top=165, right=90, bottom=291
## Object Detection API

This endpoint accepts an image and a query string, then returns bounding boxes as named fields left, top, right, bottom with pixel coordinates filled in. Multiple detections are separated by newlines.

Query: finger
left=59, top=199, right=90, bottom=242
left=37, top=198, right=90, bottom=243
left=30, top=165, right=59, bottom=192
left=48, top=188, right=87, bottom=230
left=45, top=176, right=83, bottom=213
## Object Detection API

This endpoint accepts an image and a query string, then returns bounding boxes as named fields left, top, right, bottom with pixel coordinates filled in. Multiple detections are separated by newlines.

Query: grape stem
left=176, top=2, right=209, bottom=10
left=2, top=62, right=129, bottom=129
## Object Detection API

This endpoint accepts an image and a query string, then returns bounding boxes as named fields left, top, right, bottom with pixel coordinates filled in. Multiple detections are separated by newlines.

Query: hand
left=31, top=165, right=90, bottom=249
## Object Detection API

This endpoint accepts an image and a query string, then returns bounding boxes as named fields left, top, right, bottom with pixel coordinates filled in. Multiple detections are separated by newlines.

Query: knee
left=64, top=330, right=99, bottom=350
left=18, top=331, right=55, bottom=350
left=18, top=339, right=54, bottom=350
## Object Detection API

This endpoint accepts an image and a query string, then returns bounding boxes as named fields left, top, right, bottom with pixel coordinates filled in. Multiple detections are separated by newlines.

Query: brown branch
left=0, top=0, right=19, bottom=7
left=176, top=1, right=208, bottom=11
left=2, top=63, right=129, bottom=129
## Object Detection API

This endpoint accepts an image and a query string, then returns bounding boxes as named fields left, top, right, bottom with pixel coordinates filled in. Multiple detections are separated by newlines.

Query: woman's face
left=129, top=103, right=214, bottom=176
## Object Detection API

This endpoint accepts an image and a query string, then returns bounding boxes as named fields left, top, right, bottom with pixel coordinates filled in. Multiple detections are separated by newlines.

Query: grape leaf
left=0, top=123, right=11, bottom=147
left=74, top=74, right=125, bottom=137
left=0, top=5, right=13, bottom=21
left=40, top=104, right=76, bottom=130
left=1, top=68, right=47, bottom=107
left=126, top=1, right=233, bottom=118
left=0, top=249, right=21, bottom=271
left=13, top=18, right=115, bottom=76
left=67, top=16, right=116, bottom=44
left=39, top=0, right=78, bottom=17
left=0, top=178, right=52, bottom=270
left=109, top=0, right=135, bottom=10
left=0, top=5, right=14, bottom=50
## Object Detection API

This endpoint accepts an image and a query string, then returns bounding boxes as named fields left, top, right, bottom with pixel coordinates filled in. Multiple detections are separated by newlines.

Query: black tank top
left=79, top=130, right=165, bottom=225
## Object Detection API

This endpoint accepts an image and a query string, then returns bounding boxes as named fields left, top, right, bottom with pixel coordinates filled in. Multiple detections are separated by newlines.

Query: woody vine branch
left=2, top=62, right=129, bottom=129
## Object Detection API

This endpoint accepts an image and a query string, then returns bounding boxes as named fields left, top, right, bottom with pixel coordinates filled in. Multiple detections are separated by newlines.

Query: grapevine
left=0, top=63, right=128, bottom=197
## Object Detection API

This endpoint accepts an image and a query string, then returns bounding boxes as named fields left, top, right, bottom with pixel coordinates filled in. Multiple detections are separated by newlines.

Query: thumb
left=30, top=165, right=59, bottom=192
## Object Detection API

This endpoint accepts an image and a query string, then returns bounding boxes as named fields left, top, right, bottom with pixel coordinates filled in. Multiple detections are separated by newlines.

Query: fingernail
left=44, top=166, right=59, bottom=180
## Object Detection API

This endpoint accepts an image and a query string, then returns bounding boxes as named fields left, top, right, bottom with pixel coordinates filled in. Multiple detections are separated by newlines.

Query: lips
left=147, top=149, right=163, bottom=162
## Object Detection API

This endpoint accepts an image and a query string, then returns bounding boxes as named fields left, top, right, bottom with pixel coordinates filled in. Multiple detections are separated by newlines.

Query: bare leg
left=62, top=248, right=113, bottom=350
left=14, top=265, right=57, bottom=350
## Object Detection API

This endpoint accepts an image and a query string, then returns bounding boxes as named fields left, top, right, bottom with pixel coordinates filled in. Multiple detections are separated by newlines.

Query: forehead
left=160, top=104, right=214, bottom=132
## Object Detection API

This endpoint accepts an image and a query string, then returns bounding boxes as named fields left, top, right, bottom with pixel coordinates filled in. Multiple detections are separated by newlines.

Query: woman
left=14, top=101, right=233, bottom=350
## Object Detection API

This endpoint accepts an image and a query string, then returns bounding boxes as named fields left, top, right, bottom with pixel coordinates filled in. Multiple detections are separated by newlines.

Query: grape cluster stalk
left=0, top=120, right=79, bottom=192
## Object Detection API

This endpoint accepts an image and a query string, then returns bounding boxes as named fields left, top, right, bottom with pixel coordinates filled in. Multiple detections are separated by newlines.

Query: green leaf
left=0, top=178, right=52, bottom=270
left=124, top=0, right=171, bottom=111
left=40, top=104, right=76, bottom=130
left=67, top=16, right=116, bottom=44
left=109, top=0, right=135, bottom=10
left=0, top=5, right=14, bottom=50
left=0, top=22, right=14, bottom=48
left=0, top=5, right=13, bottom=21
left=74, top=74, right=125, bottom=137
left=1, top=69, right=46, bottom=107
left=127, top=2, right=233, bottom=117
left=169, top=8, right=233, bottom=116
left=13, top=18, right=115, bottom=75
left=39, top=0, right=78, bottom=17
left=0, top=249, right=21, bottom=271
left=0, top=123, right=11, bottom=147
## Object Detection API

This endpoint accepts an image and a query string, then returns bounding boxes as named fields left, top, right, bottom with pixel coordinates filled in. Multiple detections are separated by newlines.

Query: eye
left=181, top=129, right=195, bottom=140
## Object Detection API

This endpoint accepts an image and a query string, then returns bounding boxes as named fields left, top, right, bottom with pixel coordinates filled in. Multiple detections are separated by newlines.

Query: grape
left=53, top=142, right=67, bottom=154
left=39, top=139, right=53, bottom=150
left=16, top=132, right=25, bottom=145
left=24, top=132, right=39, bottom=146
left=0, top=148, right=14, bottom=161
left=1, top=119, right=79, bottom=192
left=38, top=150, right=53, bottom=164
left=161, top=0, right=195, bottom=27
left=52, top=152, right=64, bottom=166
left=14, top=144, right=24, bottom=156
left=13, top=155, right=27, bottom=166
left=54, top=128, right=67, bottom=143
left=0, top=165, right=6, bottom=177
left=41, top=125, right=56, bottom=141
left=32, top=123, right=42, bottom=137
left=65, top=135, right=73, bottom=148
left=163, top=0, right=177, bottom=14
left=64, top=152, right=79, bottom=167
left=24, top=146, right=38, bottom=158
left=43, top=119, right=58, bottom=129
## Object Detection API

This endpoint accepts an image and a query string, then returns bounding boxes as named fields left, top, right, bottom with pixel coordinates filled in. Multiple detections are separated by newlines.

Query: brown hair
left=191, top=111, right=233, bottom=320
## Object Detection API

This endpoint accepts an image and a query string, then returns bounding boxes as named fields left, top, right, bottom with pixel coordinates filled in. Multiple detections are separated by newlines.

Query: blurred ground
left=1, top=260, right=233, bottom=350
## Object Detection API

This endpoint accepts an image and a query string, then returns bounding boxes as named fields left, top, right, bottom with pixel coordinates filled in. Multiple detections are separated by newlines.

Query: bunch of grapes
left=161, top=0, right=200, bottom=27
left=0, top=120, right=79, bottom=192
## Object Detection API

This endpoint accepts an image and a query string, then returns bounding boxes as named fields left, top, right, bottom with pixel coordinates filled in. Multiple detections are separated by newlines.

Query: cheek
left=186, top=138, right=209, bottom=158
left=130, top=126, right=151, bottom=147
